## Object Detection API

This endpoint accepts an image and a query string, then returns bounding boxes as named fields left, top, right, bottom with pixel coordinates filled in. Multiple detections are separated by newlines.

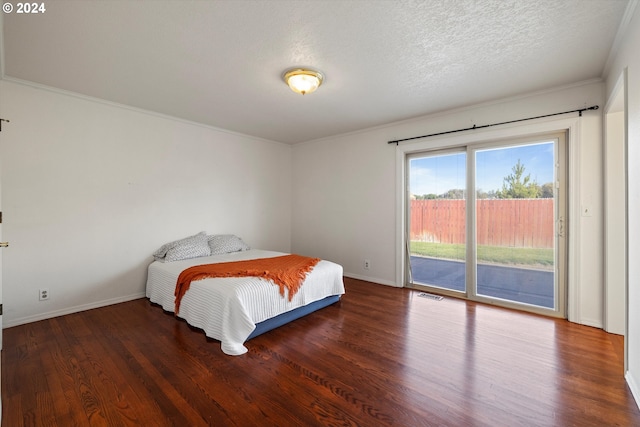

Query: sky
left=409, top=141, right=555, bottom=196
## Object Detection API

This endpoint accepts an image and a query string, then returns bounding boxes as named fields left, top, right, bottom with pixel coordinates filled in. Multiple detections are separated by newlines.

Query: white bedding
left=145, top=249, right=345, bottom=355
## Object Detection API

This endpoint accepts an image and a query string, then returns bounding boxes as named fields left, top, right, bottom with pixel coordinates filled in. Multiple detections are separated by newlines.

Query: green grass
left=410, top=241, right=554, bottom=267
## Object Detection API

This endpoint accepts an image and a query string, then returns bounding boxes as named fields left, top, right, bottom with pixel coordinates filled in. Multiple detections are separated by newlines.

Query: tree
left=414, top=194, right=437, bottom=200
left=540, top=182, right=554, bottom=198
left=441, top=188, right=465, bottom=199
left=476, top=189, right=499, bottom=199
left=495, top=159, right=540, bottom=199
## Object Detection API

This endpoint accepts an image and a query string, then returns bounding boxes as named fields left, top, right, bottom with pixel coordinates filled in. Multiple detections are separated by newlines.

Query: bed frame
left=247, top=294, right=341, bottom=340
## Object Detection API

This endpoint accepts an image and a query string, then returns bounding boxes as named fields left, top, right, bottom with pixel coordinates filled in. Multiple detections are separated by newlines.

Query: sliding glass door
left=473, top=141, right=563, bottom=310
left=408, top=150, right=467, bottom=293
left=407, top=134, right=566, bottom=317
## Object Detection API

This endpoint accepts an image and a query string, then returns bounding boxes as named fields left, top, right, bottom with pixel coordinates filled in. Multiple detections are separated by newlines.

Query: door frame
left=404, top=134, right=566, bottom=317
left=396, top=116, right=582, bottom=322
left=603, top=69, right=628, bottom=363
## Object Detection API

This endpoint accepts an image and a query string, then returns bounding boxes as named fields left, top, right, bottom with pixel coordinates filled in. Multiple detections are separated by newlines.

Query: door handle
left=0, top=242, right=9, bottom=247
left=557, top=217, right=565, bottom=238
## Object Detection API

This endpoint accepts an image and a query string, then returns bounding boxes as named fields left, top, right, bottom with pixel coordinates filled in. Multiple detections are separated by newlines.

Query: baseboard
left=577, top=318, right=604, bottom=329
left=343, top=272, right=400, bottom=287
left=2, top=292, right=146, bottom=329
left=627, top=371, right=640, bottom=410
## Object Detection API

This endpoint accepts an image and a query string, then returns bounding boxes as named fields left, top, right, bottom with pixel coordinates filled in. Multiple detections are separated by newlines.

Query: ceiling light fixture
left=283, top=68, right=324, bottom=95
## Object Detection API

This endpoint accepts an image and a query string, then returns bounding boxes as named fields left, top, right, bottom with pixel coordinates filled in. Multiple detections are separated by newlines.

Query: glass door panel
left=408, top=151, right=466, bottom=292
left=474, top=142, right=556, bottom=308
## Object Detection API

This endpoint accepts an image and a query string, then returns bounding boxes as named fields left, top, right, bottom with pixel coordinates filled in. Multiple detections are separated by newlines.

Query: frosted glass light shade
left=283, top=68, right=324, bottom=95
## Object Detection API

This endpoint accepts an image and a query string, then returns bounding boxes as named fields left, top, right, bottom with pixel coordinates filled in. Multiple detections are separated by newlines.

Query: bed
left=146, top=248, right=345, bottom=355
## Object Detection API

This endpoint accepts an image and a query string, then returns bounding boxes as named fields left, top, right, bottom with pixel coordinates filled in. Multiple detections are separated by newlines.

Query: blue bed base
left=246, top=294, right=341, bottom=340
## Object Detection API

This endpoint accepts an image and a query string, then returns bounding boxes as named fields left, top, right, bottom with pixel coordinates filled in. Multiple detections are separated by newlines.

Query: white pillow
left=153, top=232, right=211, bottom=262
left=207, top=234, right=250, bottom=255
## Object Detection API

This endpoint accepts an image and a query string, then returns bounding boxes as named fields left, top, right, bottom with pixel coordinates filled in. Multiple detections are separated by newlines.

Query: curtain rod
left=387, top=105, right=599, bottom=145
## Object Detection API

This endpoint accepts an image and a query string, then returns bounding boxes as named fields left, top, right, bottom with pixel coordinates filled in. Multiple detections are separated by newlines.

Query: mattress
left=146, top=249, right=345, bottom=355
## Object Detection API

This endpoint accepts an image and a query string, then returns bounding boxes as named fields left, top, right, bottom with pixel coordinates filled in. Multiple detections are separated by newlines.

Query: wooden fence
left=410, top=199, right=554, bottom=248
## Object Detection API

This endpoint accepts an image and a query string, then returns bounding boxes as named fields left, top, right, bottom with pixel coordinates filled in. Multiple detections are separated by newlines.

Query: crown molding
left=602, top=0, right=639, bottom=77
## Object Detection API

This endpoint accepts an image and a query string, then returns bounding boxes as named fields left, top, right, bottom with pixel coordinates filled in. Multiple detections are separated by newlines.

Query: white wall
left=292, top=81, right=605, bottom=327
left=0, top=80, right=292, bottom=327
left=291, top=129, right=397, bottom=286
left=605, top=1, right=640, bottom=407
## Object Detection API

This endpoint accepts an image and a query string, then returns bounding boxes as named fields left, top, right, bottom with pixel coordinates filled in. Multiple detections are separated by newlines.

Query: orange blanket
left=174, top=254, right=321, bottom=315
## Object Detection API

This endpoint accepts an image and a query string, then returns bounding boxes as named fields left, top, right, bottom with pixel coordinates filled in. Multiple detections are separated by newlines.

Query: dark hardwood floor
left=3, top=277, right=639, bottom=426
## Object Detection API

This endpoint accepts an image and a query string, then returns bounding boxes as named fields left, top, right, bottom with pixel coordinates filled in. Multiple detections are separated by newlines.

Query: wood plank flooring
left=3, top=277, right=639, bottom=426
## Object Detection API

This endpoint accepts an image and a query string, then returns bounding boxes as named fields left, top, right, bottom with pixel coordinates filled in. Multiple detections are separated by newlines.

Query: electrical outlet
left=364, top=259, right=371, bottom=270
left=39, top=288, right=49, bottom=301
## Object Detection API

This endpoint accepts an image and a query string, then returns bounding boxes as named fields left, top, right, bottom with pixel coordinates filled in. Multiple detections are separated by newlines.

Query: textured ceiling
left=1, top=0, right=630, bottom=144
